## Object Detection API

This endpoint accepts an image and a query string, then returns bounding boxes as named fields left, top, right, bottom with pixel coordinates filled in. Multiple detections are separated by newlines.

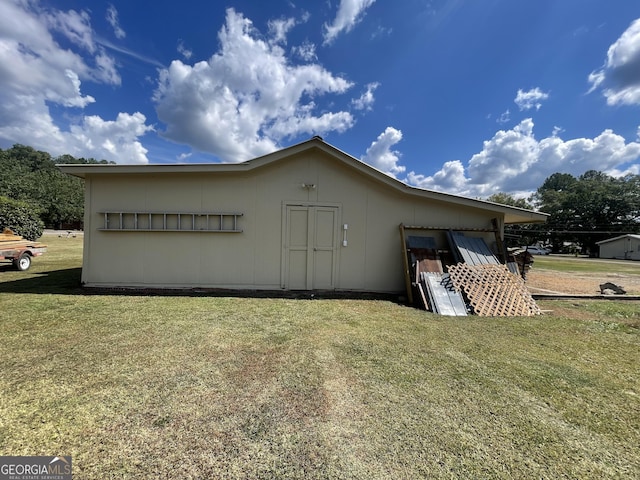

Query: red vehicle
left=0, top=230, right=47, bottom=271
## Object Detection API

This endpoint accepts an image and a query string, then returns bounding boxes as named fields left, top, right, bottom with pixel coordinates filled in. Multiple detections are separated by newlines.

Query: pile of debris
left=401, top=225, right=541, bottom=317
left=599, top=282, right=626, bottom=295
left=507, top=247, right=534, bottom=279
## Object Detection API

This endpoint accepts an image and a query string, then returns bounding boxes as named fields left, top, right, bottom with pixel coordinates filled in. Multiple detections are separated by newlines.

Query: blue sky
left=2, top=0, right=640, bottom=199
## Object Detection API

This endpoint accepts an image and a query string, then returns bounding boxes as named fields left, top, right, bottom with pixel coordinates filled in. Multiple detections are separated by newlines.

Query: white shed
left=59, top=137, right=547, bottom=293
left=596, top=234, right=640, bottom=260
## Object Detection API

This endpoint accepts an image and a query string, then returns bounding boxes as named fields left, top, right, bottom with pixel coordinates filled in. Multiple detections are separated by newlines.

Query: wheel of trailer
left=14, top=253, right=31, bottom=271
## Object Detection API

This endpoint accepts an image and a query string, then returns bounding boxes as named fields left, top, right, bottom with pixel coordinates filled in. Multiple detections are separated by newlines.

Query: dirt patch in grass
left=526, top=266, right=640, bottom=295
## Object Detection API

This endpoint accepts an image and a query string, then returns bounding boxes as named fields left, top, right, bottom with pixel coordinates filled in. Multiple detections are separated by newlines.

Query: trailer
left=0, top=229, right=47, bottom=271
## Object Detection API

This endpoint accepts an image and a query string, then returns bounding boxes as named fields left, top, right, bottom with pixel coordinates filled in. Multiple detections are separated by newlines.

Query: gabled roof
left=596, top=234, right=640, bottom=245
left=58, top=136, right=548, bottom=225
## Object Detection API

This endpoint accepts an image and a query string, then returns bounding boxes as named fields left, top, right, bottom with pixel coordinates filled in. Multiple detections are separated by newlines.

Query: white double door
left=282, top=204, right=340, bottom=290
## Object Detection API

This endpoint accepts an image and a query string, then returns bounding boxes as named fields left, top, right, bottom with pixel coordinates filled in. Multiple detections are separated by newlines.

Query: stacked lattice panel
left=447, top=263, right=541, bottom=317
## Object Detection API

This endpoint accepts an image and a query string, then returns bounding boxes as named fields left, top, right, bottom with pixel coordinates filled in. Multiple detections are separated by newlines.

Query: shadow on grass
left=0, top=267, right=83, bottom=294
left=0, top=265, right=401, bottom=301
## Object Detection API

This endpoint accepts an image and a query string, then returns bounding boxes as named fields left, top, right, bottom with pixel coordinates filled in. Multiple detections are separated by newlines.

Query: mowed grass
left=1, top=236, right=639, bottom=478
left=533, top=254, right=640, bottom=276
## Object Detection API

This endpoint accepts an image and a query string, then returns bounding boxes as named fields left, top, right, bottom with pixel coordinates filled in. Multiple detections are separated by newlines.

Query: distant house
left=596, top=234, right=640, bottom=260
left=58, top=137, right=547, bottom=293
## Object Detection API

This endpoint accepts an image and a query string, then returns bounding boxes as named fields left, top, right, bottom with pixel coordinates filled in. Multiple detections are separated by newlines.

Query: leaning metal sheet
left=448, top=231, right=499, bottom=266
left=422, top=272, right=468, bottom=316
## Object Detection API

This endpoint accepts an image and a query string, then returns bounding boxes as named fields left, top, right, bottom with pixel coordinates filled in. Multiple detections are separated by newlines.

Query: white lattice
left=447, top=263, right=541, bottom=317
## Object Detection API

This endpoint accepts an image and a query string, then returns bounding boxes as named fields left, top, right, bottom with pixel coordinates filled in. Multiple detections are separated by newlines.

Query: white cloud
left=514, top=88, right=549, bottom=111
left=97, top=38, right=164, bottom=69
left=266, top=109, right=354, bottom=138
left=406, top=160, right=468, bottom=193
left=466, top=119, right=541, bottom=192
left=371, top=25, right=393, bottom=40
left=606, top=164, right=640, bottom=177
left=0, top=0, right=151, bottom=163
left=0, top=91, right=152, bottom=163
left=269, top=12, right=311, bottom=46
left=93, top=50, right=121, bottom=85
left=352, top=82, right=379, bottom=111
left=361, top=127, right=404, bottom=177
left=323, top=0, right=376, bottom=45
left=292, top=41, right=317, bottom=62
left=268, top=17, right=297, bottom=44
left=406, top=119, right=640, bottom=197
left=60, top=69, right=95, bottom=107
left=46, top=8, right=96, bottom=52
left=68, top=112, right=153, bottom=163
left=177, top=39, right=192, bottom=60
left=154, top=8, right=354, bottom=163
left=588, top=18, right=640, bottom=105
left=587, top=70, right=605, bottom=93
left=106, top=4, right=126, bottom=40
left=496, top=109, right=510, bottom=124
left=0, top=2, right=106, bottom=93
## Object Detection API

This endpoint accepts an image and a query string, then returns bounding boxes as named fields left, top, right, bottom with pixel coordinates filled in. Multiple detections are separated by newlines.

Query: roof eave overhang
left=596, top=234, right=640, bottom=245
left=57, top=138, right=549, bottom=225
left=56, top=162, right=250, bottom=178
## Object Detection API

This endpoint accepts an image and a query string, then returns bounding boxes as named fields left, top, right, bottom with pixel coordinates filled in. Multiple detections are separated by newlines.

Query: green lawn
left=1, top=236, right=639, bottom=478
left=533, top=254, right=640, bottom=276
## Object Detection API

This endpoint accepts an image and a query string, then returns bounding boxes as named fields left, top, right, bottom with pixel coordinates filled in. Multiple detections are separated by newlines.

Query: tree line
left=0, top=144, right=112, bottom=239
left=1, top=144, right=639, bottom=250
left=489, top=171, right=640, bottom=254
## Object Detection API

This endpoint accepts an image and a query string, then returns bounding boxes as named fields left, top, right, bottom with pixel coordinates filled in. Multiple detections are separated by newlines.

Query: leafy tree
left=530, top=171, right=640, bottom=254
left=0, top=196, right=44, bottom=240
left=486, top=193, right=542, bottom=247
left=486, top=193, right=533, bottom=210
left=0, top=144, right=109, bottom=229
left=35, top=170, right=84, bottom=229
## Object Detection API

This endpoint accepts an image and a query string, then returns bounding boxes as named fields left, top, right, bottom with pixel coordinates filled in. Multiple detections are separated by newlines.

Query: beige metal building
left=596, top=234, right=640, bottom=260
left=59, top=137, right=547, bottom=293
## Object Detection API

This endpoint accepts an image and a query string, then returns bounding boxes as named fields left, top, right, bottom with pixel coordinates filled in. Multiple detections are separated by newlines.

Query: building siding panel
left=63, top=140, right=546, bottom=292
